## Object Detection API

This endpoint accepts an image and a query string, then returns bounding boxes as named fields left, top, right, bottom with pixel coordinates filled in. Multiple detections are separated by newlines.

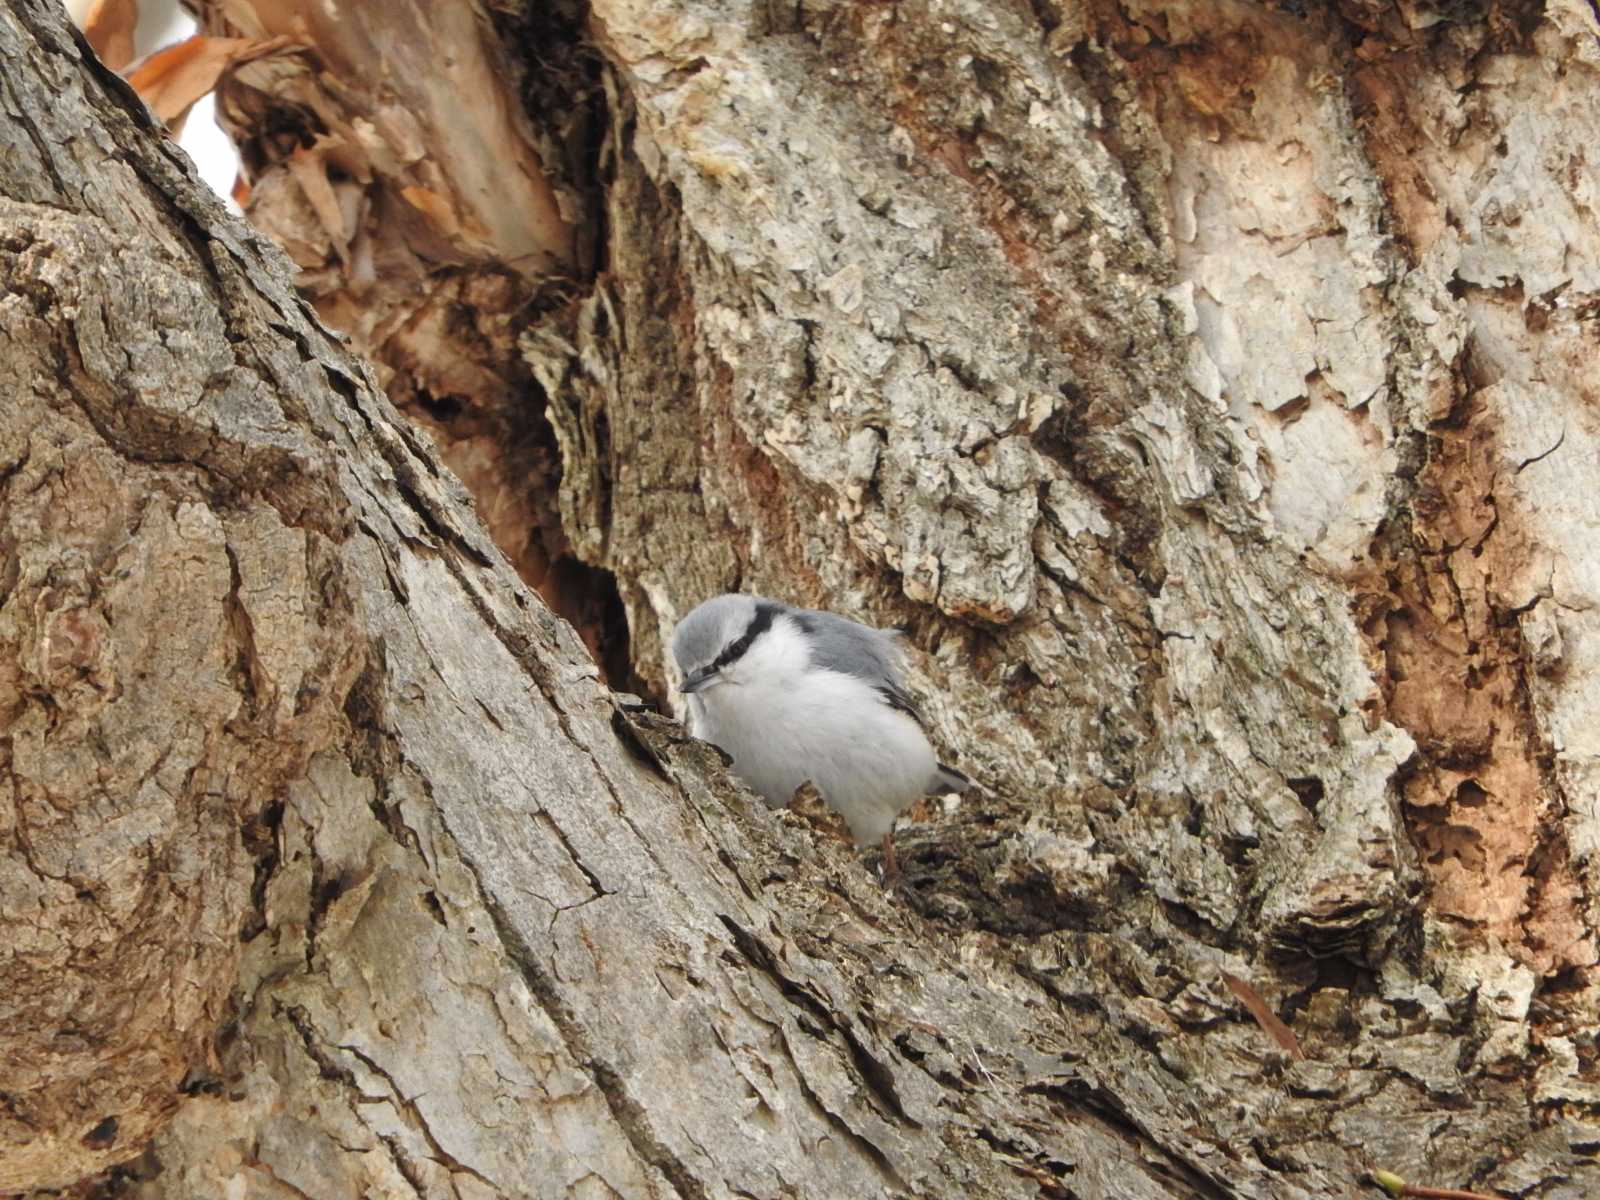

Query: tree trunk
left=3, top=0, right=1598, bottom=1196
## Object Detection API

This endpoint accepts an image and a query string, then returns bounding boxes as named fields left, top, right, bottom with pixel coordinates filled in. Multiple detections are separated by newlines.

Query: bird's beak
left=679, top=666, right=719, bottom=695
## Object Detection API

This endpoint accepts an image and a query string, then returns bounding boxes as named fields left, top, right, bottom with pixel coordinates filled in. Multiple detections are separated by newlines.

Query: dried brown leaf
left=125, top=34, right=294, bottom=126
left=82, top=0, right=139, bottom=71
left=1221, top=971, right=1306, bottom=1061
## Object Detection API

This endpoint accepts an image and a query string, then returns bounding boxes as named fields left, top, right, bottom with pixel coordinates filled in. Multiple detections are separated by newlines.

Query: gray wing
left=791, top=607, right=924, bottom=722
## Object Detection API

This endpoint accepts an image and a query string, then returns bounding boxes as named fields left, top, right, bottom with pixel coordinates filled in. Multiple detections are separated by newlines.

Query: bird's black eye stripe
left=710, top=602, right=781, bottom=672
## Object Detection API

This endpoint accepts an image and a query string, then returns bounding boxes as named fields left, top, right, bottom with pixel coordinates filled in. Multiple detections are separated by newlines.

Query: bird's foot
left=879, top=833, right=913, bottom=897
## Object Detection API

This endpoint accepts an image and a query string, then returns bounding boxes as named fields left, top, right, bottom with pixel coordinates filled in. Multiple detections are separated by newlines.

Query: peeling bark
left=5, top=0, right=1600, bottom=1196
left=183, top=0, right=629, bottom=674
left=1343, top=0, right=1600, bottom=986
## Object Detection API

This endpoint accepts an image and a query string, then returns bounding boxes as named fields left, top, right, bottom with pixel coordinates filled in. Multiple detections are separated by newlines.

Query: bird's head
left=670, top=594, right=787, bottom=695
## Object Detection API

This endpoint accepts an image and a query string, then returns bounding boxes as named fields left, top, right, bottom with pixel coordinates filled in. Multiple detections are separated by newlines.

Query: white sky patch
left=180, top=90, right=241, bottom=211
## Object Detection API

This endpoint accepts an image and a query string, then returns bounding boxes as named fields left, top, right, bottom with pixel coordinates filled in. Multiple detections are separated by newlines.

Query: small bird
left=670, top=594, right=971, bottom=880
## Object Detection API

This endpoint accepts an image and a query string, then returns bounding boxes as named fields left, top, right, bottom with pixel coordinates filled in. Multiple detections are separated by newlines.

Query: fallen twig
left=1221, top=971, right=1305, bottom=1060
left=1373, top=1167, right=1502, bottom=1199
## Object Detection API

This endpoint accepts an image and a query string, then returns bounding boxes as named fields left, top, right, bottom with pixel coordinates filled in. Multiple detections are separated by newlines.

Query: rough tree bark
left=3, top=0, right=1598, bottom=1197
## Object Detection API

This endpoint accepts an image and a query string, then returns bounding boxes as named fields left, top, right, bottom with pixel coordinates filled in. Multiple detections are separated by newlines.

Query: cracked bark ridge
left=0, top=101, right=361, bottom=1200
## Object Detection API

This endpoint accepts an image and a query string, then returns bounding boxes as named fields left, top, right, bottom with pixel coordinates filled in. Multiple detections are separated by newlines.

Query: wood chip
left=288, top=147, right=347, bottom=247
left=400, top=185, right=463, bottom=239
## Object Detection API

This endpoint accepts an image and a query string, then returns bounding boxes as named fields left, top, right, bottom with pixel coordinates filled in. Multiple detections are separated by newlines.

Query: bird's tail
left=927, top=762, right=974, bottom=795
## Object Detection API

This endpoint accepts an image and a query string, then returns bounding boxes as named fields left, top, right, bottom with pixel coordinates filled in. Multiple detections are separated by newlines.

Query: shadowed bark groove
left=4, top=0, right=1600, bottom=1197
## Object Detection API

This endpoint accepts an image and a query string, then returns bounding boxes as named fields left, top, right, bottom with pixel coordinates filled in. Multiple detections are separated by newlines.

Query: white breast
left=691, top=616, right=936, bottom=843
